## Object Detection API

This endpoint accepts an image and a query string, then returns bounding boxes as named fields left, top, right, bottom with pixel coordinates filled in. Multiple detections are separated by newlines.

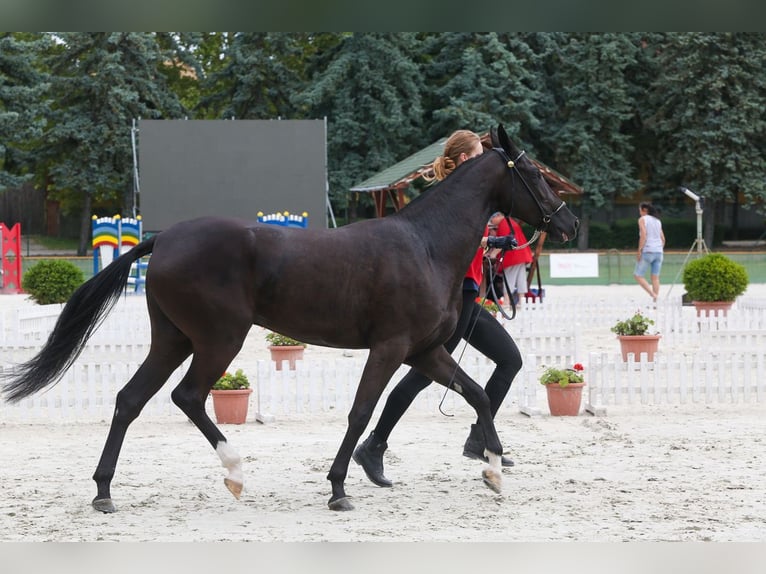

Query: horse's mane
left=398, top=154, right=486, bottom=214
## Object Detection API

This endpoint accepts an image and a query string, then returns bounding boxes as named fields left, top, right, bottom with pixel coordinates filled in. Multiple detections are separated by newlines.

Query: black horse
left=1, top=125, right=578, bottom=512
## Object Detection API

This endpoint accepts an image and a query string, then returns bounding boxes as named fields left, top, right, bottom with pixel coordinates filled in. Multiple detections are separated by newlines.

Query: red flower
left=573, top=363, right=584, bottom=371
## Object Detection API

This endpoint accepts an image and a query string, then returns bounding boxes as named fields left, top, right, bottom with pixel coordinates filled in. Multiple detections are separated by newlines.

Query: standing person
left=495, top=216, right=533, bottom=308
left=634, top=202, right=665, bottom=302
left=352, top=129, right=523, bottom=487
left=484, top=212, right=506, bottom=306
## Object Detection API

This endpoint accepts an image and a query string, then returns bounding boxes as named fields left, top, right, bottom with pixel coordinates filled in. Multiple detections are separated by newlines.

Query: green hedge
left=594, top=218, right=726, bottom=250
left=22, top=259, right=84, bottom=305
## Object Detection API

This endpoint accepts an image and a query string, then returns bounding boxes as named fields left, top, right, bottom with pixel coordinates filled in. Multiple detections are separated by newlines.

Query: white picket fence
left=583, top=351, right=766, bottom=415
left=0, top=360, right=186, bottom=422
left=3, top=293, right=766, bottom=421
left=0, top=298, right=151, bottom=345
left=0, top=334, right=578, bottom=423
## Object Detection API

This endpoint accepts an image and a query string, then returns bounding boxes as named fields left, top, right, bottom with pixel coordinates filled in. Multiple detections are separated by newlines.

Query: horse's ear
left=489, top=126, right=499, bottom=148
left=497, top=124, right=520, bottom=157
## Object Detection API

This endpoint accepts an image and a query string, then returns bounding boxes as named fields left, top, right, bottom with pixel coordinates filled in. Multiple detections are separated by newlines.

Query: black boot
left=462, top=424, right=515, bottom=467
left=352, top=432, right=393, bottom=487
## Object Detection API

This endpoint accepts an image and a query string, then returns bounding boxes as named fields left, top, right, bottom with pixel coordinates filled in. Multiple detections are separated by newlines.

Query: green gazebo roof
left=349, top=138, right=446, bottom=193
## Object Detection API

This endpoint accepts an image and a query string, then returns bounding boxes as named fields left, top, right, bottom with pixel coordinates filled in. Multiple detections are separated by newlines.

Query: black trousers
left=372, top=289, right=522, bottom=442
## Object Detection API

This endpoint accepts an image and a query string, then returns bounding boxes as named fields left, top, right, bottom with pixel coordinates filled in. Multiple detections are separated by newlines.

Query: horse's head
left=491, top=124, right=579, bottom=243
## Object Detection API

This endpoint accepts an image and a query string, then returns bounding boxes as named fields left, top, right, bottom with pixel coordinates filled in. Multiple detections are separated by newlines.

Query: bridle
left=491, top=146, right=567, bottom=243
left=477, top=147, right=566, bottom=320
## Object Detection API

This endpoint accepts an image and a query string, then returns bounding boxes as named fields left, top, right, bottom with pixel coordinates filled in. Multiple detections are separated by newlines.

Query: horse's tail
left=1, top=236, right=157, bottom=404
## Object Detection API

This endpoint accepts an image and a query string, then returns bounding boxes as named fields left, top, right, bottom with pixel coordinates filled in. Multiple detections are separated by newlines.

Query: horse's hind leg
left=327, top=347, right=404, bottom=511
left=92, top=344, right=191, bottom=513
left=169, top=339, right=249, bottom=500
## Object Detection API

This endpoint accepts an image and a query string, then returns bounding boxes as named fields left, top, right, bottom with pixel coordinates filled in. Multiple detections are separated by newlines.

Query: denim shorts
left=634, top=251, right=663, bottom=276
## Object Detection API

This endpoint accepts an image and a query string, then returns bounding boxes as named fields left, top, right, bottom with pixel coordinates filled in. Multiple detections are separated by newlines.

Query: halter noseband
left=491, top=147, right=566, bottom=237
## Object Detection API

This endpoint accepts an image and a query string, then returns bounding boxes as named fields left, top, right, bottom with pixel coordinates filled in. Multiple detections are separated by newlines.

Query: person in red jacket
left=352, top=129, right=522, bottom=487
left=495, top=216, right=533, bottom=307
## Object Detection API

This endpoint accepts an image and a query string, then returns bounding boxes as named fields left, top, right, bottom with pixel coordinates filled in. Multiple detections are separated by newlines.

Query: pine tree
left=537, top=33, right=643, bottom=249
left=648, top=32, right=766, bottom=243
left=296, top=33, right=426, bottom=212
left=0, top=33, right=51, bottom=188
left=198, top=32, right=321, bottom=119
left=40, top=32, right=186, bottom=253
left=422, top=32, right=540, bottom=142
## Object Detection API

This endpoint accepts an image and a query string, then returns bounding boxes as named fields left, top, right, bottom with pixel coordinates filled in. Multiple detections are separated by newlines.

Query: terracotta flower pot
left=692, top=300, right=733, bottom=317
left=617, top=334, right=661, bottom=362
left=268, top=345, right=305, bottom=370
left=210, top=388, right=253, bottom=424
left=544, top=382, right=585, bottom=416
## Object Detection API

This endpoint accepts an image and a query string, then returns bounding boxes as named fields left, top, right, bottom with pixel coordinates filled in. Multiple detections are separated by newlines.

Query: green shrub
left=212, top=369, right=250, bottom=390
left=584, top=221, right=614, bottom=249
left=610, top=218, right=640, bottom=250
left=22, top=259, right=84, bottom=305
left=265, top=331, right=306, bottom=347
left=611, top=310, right=656, bottom=336
left=682, top=253, right=749, bottom=302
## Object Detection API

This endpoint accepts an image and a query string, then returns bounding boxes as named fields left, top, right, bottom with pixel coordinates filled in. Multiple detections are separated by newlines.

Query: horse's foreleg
left=92, top=351, right=187, bottom=513
left=327, top=348, right=404, bottom=511
left=409, top=347, right=503, bottom=493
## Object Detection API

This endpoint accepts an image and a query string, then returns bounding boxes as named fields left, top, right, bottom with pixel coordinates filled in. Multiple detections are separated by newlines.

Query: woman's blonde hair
left=428, top=129, right=481, bottom=181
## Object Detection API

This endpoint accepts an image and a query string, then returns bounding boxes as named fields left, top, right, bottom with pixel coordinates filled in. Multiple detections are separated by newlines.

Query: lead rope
left=437, top=222, right=541, bottom=416
left=438, top=292, right=484, bottom=417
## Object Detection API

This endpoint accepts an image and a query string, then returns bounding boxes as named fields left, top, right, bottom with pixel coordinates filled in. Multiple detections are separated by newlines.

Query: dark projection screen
left=138, top=119, right=327, bottom=231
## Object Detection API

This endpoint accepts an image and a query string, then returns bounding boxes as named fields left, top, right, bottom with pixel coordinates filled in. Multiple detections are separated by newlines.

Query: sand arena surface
left=1, top=285, right=766, bottom=541
left=1, top=404, right=765, bottom=542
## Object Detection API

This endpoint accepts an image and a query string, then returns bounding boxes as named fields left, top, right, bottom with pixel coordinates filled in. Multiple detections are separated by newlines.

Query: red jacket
left=464, top=225, right=489, bottom=289
left=497, top=217, right=533, bottom=269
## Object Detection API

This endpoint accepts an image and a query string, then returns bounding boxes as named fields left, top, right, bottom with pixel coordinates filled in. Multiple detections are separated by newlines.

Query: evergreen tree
left=648, top=32, right=766, bottom=244
left=40, top=33, right=186, bottom=253
left=0, top=33, right=51, bottom=189
left=296, top=33, right=426, bottom=215
left=538, top=33, right=643, bottom=249
left=422, top=32, right=540, bottom=143
left=198, top=32, right=320, bottom=119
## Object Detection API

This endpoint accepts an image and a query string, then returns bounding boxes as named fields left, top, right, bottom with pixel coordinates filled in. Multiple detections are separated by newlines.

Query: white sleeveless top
left=641, top=215, right=663, bottom=253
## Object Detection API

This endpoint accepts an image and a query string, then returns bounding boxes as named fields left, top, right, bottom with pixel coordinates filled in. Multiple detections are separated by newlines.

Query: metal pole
left=131, top=118, right=140, bottom=218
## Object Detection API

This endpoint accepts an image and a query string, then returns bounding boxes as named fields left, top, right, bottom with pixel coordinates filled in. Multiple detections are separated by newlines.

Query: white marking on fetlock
left=484, top=449, right=502, bottom=472
left=482, top=449, right=503, bottom=493
left=216, top=441, right=243, bottom=492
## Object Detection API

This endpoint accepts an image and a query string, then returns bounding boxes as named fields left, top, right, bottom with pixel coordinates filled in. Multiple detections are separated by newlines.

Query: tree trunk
left=124, top=178, right=135, bottom=217
left=77, top=193, right=92, bottom=256
left=730, top=190, right=739, bottom=240
left=576, top=212, right=589, bottom=251
left=703, top=197, right=716, bottom=249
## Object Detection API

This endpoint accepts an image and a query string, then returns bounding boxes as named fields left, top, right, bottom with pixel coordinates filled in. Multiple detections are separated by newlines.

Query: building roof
left=349, top=134, right=583, bottom=196
left=349, top=138, right=447, bottom=193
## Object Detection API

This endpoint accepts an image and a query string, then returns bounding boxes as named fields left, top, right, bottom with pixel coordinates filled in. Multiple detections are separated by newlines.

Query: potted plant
left=265, top=331, right=307, bottom=370
left=476, top=298, right=500, bottom=317
left=611, top=310, right=661, bottom=362
left=682, top=253, right=749, bottom=316
left=539, top=363, right=585, bottom=416
left=210, top=369, right=252, bottom=424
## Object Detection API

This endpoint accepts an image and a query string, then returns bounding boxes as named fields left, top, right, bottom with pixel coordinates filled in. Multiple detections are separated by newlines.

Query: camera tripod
left=666, top=196, right=708, bottom=299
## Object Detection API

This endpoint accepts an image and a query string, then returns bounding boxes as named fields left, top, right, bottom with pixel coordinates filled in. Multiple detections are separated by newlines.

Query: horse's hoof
left=224, top=478, right=243, bottom=500
left=92, top=497, right=116, bottom=513
left=328, top=497, right=354, bottom=511
left=482, top=468, right=502, bottom=494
